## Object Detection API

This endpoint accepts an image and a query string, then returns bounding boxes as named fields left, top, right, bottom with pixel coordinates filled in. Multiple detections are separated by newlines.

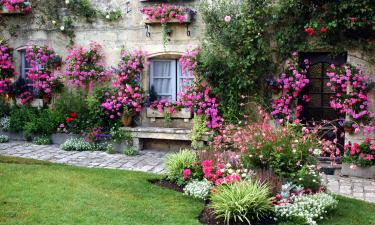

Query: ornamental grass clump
left=274, top=193, right=338, bottom=225
left=210, top=180, right=273, bottom=225
left=165, top=149, right=197, bottom=183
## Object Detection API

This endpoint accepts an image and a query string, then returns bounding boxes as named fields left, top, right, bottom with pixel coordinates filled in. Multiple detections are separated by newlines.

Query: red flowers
left=65, top=112, right=77, bottom=123
left=70, top=112, right=77, bottom=118
left=320, top=27, right=327, bottom=33
left=304, top=27, right=316, bottom=36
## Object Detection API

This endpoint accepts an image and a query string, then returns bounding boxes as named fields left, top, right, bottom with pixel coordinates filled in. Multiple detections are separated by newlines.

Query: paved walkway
left=1, top=141, right=374, bottom=203
left=0, top=141, right=167, bottom=174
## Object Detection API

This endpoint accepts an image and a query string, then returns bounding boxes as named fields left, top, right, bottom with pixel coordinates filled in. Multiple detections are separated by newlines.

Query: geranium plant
left=25, top=45, right=63, bottom=101
left=64, top=41, right=111, bottom=89
left=343, top=138, right=375, bottom=168
left=0, top=42, right=16, bottom=95
left=0, top=0, right=31, bottom=13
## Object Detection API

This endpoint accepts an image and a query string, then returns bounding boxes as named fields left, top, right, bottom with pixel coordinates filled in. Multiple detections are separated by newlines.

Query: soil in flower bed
left=148, top=179, right=184, bottom=193
left=199, top=206, right=276, bottom=225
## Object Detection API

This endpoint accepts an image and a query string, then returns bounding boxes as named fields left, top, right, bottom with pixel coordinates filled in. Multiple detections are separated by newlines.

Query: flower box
left=144, top=12, right=193, bottom=25
left=0, top=1, right=31, bottom=14
left=341, top=163, right=375, bottom=179
left=146, top=107, right=192, bottom=119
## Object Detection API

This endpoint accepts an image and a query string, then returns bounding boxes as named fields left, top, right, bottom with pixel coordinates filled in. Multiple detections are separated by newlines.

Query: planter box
left=341, top=163, right=375, bottom=179
left=0, top=4, right=30, bottom=14
left=144, top=12, right=193, bottom=25
left=146, top=107, right=192, bottom=119
left=51, top=133, right=79, bottom=145
left=0, top=131, right=25, bottom=141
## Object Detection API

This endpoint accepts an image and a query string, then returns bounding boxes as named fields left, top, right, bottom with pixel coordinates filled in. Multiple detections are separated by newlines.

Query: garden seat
left=121, top=127, right=209, bottom=151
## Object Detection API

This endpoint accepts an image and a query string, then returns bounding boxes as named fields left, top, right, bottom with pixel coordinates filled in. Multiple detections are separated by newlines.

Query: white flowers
left=60, top=26, right=65, bottom=31
left=183, top=179, right=212, bottom=200
left=0, top=134, right=10, bottom=143
left=65, top=0, right=70, bottom=4
left=0, top=116, right=10, bottom=132
left=224, top=15, right=231, bottom=22
left=274, top=193, right=338, bottom=225
left=106, top=14, right=110, bottom=19
left=52, top=20, right=56, bottom=25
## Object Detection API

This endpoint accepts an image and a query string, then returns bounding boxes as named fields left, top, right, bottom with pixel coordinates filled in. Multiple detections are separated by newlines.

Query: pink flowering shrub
left=271, top=53, right=310, bottom=122
left=141, top=3, right=194, bottom=24
left=25, top=45, right=63, bottom=99
left=0, top=0, right=31, bottom=13
left=101, top=49, right=147, bottom=119
left=326, top=64, right=374, bottom=136
left=179, top=47, right=199, bottom=74
left=0, top=43, right=15, bottom=95
left=64, top=42, right=111, bottom=88
left=343, top=138, right=375, bottom=167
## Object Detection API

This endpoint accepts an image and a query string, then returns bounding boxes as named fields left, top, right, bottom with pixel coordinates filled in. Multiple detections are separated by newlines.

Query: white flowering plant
left=183, top=179, right=212, bottom=200
left=61, top=137, right=94, bottom=151
left=0, top=116, right=10, bottom=131
left=274, top=193, right=338, bottom=225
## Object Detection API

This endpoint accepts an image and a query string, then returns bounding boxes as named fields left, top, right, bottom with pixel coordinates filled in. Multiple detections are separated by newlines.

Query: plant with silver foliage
left=0, top=134, right=10, bottom=143
left=274, top=192, right=338, bottom=225
left=61, top=137, right=94, bottom=151
left=183, top=179, right=212, bottom=200
left=0, top=116, right=10, bottom=131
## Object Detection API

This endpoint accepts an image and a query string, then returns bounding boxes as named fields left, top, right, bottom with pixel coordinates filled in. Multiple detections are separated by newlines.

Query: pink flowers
left=102, top=49, right=147, bottom=119
left=271, top=53, right=310, bottom=121
left=179, top=47, right=199, bottom=74
left=141, top=4, right=193, bottom=24
left=64, top=41, right=110, bottom=88
left=25, top=44, right=62, bottom=99
left=224, top=15, right=231, bottom=23
left=344, top=139, right=375, bottom=167
left=0, top=42, right=16, bottom=95
left=183, top=168, right=191, bottom=179
left=0, top=0, right=31, bottom=13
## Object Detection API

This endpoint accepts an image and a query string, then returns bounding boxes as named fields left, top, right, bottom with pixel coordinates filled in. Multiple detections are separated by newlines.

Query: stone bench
left=121, top=127, right=209, bottom=150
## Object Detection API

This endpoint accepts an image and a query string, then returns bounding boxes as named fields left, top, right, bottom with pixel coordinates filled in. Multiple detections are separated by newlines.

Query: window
left=150, top=59, right=194, bottom=101
left=20, top=50, right=32, bottom=79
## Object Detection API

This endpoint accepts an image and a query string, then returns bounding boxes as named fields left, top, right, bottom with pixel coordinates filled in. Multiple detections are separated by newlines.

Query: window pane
left=154, top=61, right=171, bottom=78
left=309, top=94, right=321, bottom=107
left=150, top=60, right=176, bottom=100
left=308, top=64, right=322, bottom=78
left=309, top=79, right=321, bottom=93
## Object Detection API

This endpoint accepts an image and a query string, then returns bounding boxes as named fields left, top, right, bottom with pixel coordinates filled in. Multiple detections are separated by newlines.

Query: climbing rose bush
left=271, top=53, right=310, bottom=122
left=64, top=41, right=111, bottom=88
left=25, top=45, right=63, bottom=98
left=140, top=3, right=192, bottom=24
left=0, top=43, right=15, bottom=95
left=101, top=49, right=147, bottom=119
left=0, top=0, right=31, bottom=13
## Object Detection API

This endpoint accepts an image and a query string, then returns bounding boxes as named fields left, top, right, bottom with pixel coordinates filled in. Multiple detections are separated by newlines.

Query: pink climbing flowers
left=0, top=0, right=31, bottom=13
left=64, top=41, right=111, bottom=88
left=0, top=42, right=16, bottom=95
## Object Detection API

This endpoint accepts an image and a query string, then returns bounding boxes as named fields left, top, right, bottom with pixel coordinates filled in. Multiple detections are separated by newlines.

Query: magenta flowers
left=0, top=0, right=31, bottom=13
left=0, top=42, right=16, bottom=95
left=141, top=3, right=191, bottom=24
left=64, top=41, right=111, bottom=88
left=101, top=49, right=147, bottom=119
left=25, top=45, right=63, bottom=99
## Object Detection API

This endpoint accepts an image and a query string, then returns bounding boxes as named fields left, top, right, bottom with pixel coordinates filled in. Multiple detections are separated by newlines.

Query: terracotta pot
left=122, top=116, right=132, bottom=127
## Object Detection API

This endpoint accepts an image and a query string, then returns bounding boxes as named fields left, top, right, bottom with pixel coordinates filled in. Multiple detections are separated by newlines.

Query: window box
left=341, top=163, right=375, bottom=179
left=144, top=11, right=193, bottom=25
left=146, top=107, right=192, bottom=119
left=0, top=1, right=31, bottom=14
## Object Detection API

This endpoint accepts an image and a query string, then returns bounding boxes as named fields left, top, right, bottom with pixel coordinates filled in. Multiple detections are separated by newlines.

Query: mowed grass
left=0, top=156, right=204, bottom=225
left=1, top=156, right=374, bottom=225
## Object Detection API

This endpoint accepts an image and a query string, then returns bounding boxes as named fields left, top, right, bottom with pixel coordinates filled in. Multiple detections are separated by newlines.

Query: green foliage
left=33, top=136, right=52, bottom=145
left=210, top=180, right=273, bottom=224
left=198, top=0, right=274, bottom=123
left=110, top=127, right=132, bottom=143
left=294, top=165, right=322, bottom=192
left=191, top=114, right=209, bottom=149
left=66, top=0, right=98, bottom=22
left=9, top=106, right=38, bottom=132
left=165, top=149, right=198, bottom=183
left=54, top=89, right=88, bottom=116
left=0, top=99, right=10, bottom=117
left=23, top=109, right=65, bottom=140
left=123, top=146, right=138, bottom=156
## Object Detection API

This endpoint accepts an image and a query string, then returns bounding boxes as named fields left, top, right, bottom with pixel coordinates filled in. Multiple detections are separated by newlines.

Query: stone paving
left=0, top=141, right=167, bottom=174
left=1, top=141, right=375, bottom=203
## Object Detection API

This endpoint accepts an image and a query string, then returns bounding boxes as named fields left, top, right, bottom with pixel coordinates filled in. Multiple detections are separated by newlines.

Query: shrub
left=274, top=193, right=338, bottom=225
left=0, top=100, right=10, bottom=117
left=9, top=106, right=37, bottom=132
left=191, top=114, right=209, bottom=149
left=294, top=165, right=322, bottom=192
left=61, top=137, right=93, bottom=151
left=210, top=180, right=273, bottom=224
left=0, top=116, right=10, bottom=131
left=33, top=136, right=52, bottom=145
left=165, top=149, right=198, bottom=183
left=123, top=146, right=138, bottom=156
left=183, top=179, right=212, bottom=200
left=0, top=134, right=10, bottom=143
left=23, top=109, right=65, bottom=139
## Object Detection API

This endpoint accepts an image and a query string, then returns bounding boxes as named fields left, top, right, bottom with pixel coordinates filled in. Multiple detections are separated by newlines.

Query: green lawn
left=0, top=155, right=374, bottom=225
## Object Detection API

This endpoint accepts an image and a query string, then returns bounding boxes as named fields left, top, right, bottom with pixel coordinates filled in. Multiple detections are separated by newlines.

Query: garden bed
left=148, top=178, right=184, bottom=193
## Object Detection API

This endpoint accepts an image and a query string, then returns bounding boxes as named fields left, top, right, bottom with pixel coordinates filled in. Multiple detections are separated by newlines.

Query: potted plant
left=341, top=139, right=375, bottom=179
left=343, top=120, right=354, bottom=134
left=121, top=106, right=133, bottom=127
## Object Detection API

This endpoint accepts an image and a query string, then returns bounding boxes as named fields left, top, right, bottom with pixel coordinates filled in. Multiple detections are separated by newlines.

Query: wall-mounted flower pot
left=341, top=163, right=375, bottom=179
left=144, top=12, right=193, bottom=25
left=146, top=107, right=192, bottom=119
left=0, top=2, right=31, bottom=15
